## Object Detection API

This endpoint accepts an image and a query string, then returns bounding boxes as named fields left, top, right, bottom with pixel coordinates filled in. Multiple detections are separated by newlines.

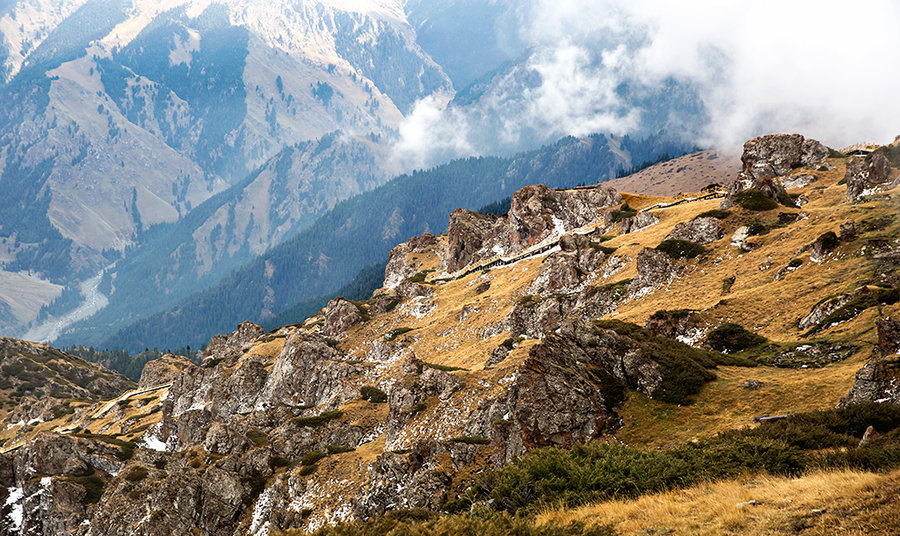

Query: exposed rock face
left=719, top=133, right=823, bottom=209
left=445, top=184, right=621, bottom=272
left=731, top=226, right=752, bottom=250
left=383, top=233, right=439, bottom=289
left=781, top=173, right=817, bottom=189
left=527, top=234, right=607, bottom=294
left=354, top=441, right=481, bottom=519
left=446, top=209, right=504, bottom=273
left=839, top=354, right=900, bottom=406
left=508, top=280, right=627, bottom=339
left=840, top=221, right=858, bottom=241
left=739, top=134, right=828, bottom=180
left=633, top=248, right=674, bottom=289
left=385, top=363, right=464, bottom=448
left=799, top=292, right=855, bottom=330
left=846, top=152, right=892, bottom=202
left=757, top=342, right=856, bottom=368
left=138, top=353, right=196, bottom=388
left=0, top=433, right=129, bottom=536
left=323, top=298, right=365, bottom=337
left=839, top=319, right=900, bottom=407
left=621, top=211, right=659, bottom=234
left=665, top=217, right=723, bottom=244
left=204, top=321, right=264, bottom=363
left=877, top=317, right=900, bottom=357
left=644, top=310, right=701, bottom=340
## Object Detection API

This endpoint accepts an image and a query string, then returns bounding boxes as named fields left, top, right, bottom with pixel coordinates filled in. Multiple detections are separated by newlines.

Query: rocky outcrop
left=445, top=184, right=621, bottom=272
left=739, top=134, right=828, bottom=180
left=846, top=152, right=892, bottom=202
left=877, top=317, right=900, bottom=356
left=354, top=440, right=481, bottom=519
left=781, top=173, right=817, bottom=189
left=508, top=278, right=628, bottom=339
left=633, top=248, right=674, bottom=289
left=621, top=211, right=659, bottom=234
left=385, top=361, right=464, bottom=448
left=644, top=309, right=701, bottom=340
left=665, top=217, right=723, bottom=244
left=839, top=319, right=900, bottom=407
left=138, top=354, right=197, bottom=389
left=383, top=233, right=439, bottom=289
left=799, top=293, right=856, bottom=330
left=322, top=298, right=366, bottom=337
left=445, top=209, right=505, bottom=273
left=204, top=321, right=264, bottom=364
left=527, top=234, right=608, bottom=294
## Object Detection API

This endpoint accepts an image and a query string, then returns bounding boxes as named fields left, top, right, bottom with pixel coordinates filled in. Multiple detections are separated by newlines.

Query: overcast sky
left=395, top=0, right=900, bottom=167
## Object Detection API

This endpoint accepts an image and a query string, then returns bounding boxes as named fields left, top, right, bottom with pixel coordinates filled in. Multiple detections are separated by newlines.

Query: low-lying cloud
left=394, top=0, right=900, bottom=169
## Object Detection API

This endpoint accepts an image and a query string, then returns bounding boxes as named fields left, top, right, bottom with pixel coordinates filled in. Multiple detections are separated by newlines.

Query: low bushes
left=705, top=323, right=767, bottom=353
left=293, top=410, right=344, bottom=428
left=655, top=239, right=706, bottom=259
left=734, top=189, right=778, bottom=211
left=307, top=511, right=616, bottom=536
left=459, top=403, right=900, bottom=516
left=360, top=385, right=388, bottom=403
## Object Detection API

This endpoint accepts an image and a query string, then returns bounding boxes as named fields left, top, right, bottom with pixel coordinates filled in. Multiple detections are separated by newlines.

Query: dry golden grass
left=536, top=468, right=900, bottom=536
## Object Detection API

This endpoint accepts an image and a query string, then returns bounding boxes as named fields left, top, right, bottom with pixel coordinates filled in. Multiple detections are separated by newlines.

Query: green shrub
left=610, top=203, right=637, bottom=223
left=246, top=429, right=269, bottom=447
left=383, top=327, right=414, bottom=341
left=448, top=436, right=491, bottom=445
left=406, top=270, right=433, bottom=284
left=695, top=209, right=730, bottom=220
left=411, top=402, right=427, bottom=413
left=360, top=385, right=388, bottom=403
left=594, top=320, right=735, bottom=404
left=705, top=323, right=767, bottom=352
left=734, top=189, right=778, bottom=211
left=293, top=410, right=344, bottom=428
left=326, top=445, right=355, bottom=455
left=298, top=464, right=318, bottom=476
left=270, top=455, right=293, bottom=469
left=788, top=258, right=803, bottom=268
left=746, top=220, right=768, bottom=236
left=655, top=239, right=706, bottom=259
left=500, top=337, right=525, bottom=350
left=124, top=466, right=149, bottom=482
left=301, top=451, right=328, bottom=466
left=74, top=433, right=136, bottom=461
left=66, top=472, right=105, bottom=504
left=422, top=361, right=468, bottom=372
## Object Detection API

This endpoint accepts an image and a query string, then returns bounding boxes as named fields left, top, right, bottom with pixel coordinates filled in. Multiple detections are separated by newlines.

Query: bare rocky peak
left=383, top=233, right=440, bottom=289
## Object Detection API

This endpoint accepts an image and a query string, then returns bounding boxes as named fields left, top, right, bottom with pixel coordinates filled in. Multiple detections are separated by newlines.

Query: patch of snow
left=250, top=486, right=275, bottom=536
left=27, top=418, right=42, bottom=426
left=7, top=420, right=25, bottom=430
left=140, top=433, right=168, bottom=452
left=5, top=486, right=23, bottom=531
left=492, top=244, right=505, bottom=256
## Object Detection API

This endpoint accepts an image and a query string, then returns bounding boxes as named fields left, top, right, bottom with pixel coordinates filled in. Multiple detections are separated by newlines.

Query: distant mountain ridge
left=58, top=132, right=692, bottom=351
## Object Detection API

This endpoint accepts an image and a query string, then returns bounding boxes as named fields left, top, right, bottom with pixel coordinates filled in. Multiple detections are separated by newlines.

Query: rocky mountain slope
left=0, top=0, right=447, bottom=336
left=3, top=133, right=900, bottom=535
left=58, top=133, right=689, bottom=352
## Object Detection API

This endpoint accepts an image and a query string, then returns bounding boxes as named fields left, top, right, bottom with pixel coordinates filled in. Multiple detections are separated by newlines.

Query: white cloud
left=394, top=0, right=900, bottom=168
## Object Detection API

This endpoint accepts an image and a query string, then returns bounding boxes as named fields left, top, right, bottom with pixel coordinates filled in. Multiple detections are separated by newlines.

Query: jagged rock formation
left=665, top=217, right=723, bottom=244
left=383, top=233, right=440, bottom=289
left=445, top=184, right=621, bottom=272
left=846, top=151, right=892, bottom=202
left=621, top=211, right=659, bottom=234
left=719, top=133, right=827, bottom=209
left=738, top=134, right=828, bottom=180
left=138, top=354, right=196, bottom=389
left=839, top=318, right=900, bottom=407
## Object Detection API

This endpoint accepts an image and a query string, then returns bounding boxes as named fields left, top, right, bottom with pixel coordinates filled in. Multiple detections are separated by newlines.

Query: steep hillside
left=5, top=133, right=900, bottom=536
left=63, top=133, right=689, bottom=351
left=0, top=337, right=134, bottom=451
left=0, top=0, right=447, bottom=336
